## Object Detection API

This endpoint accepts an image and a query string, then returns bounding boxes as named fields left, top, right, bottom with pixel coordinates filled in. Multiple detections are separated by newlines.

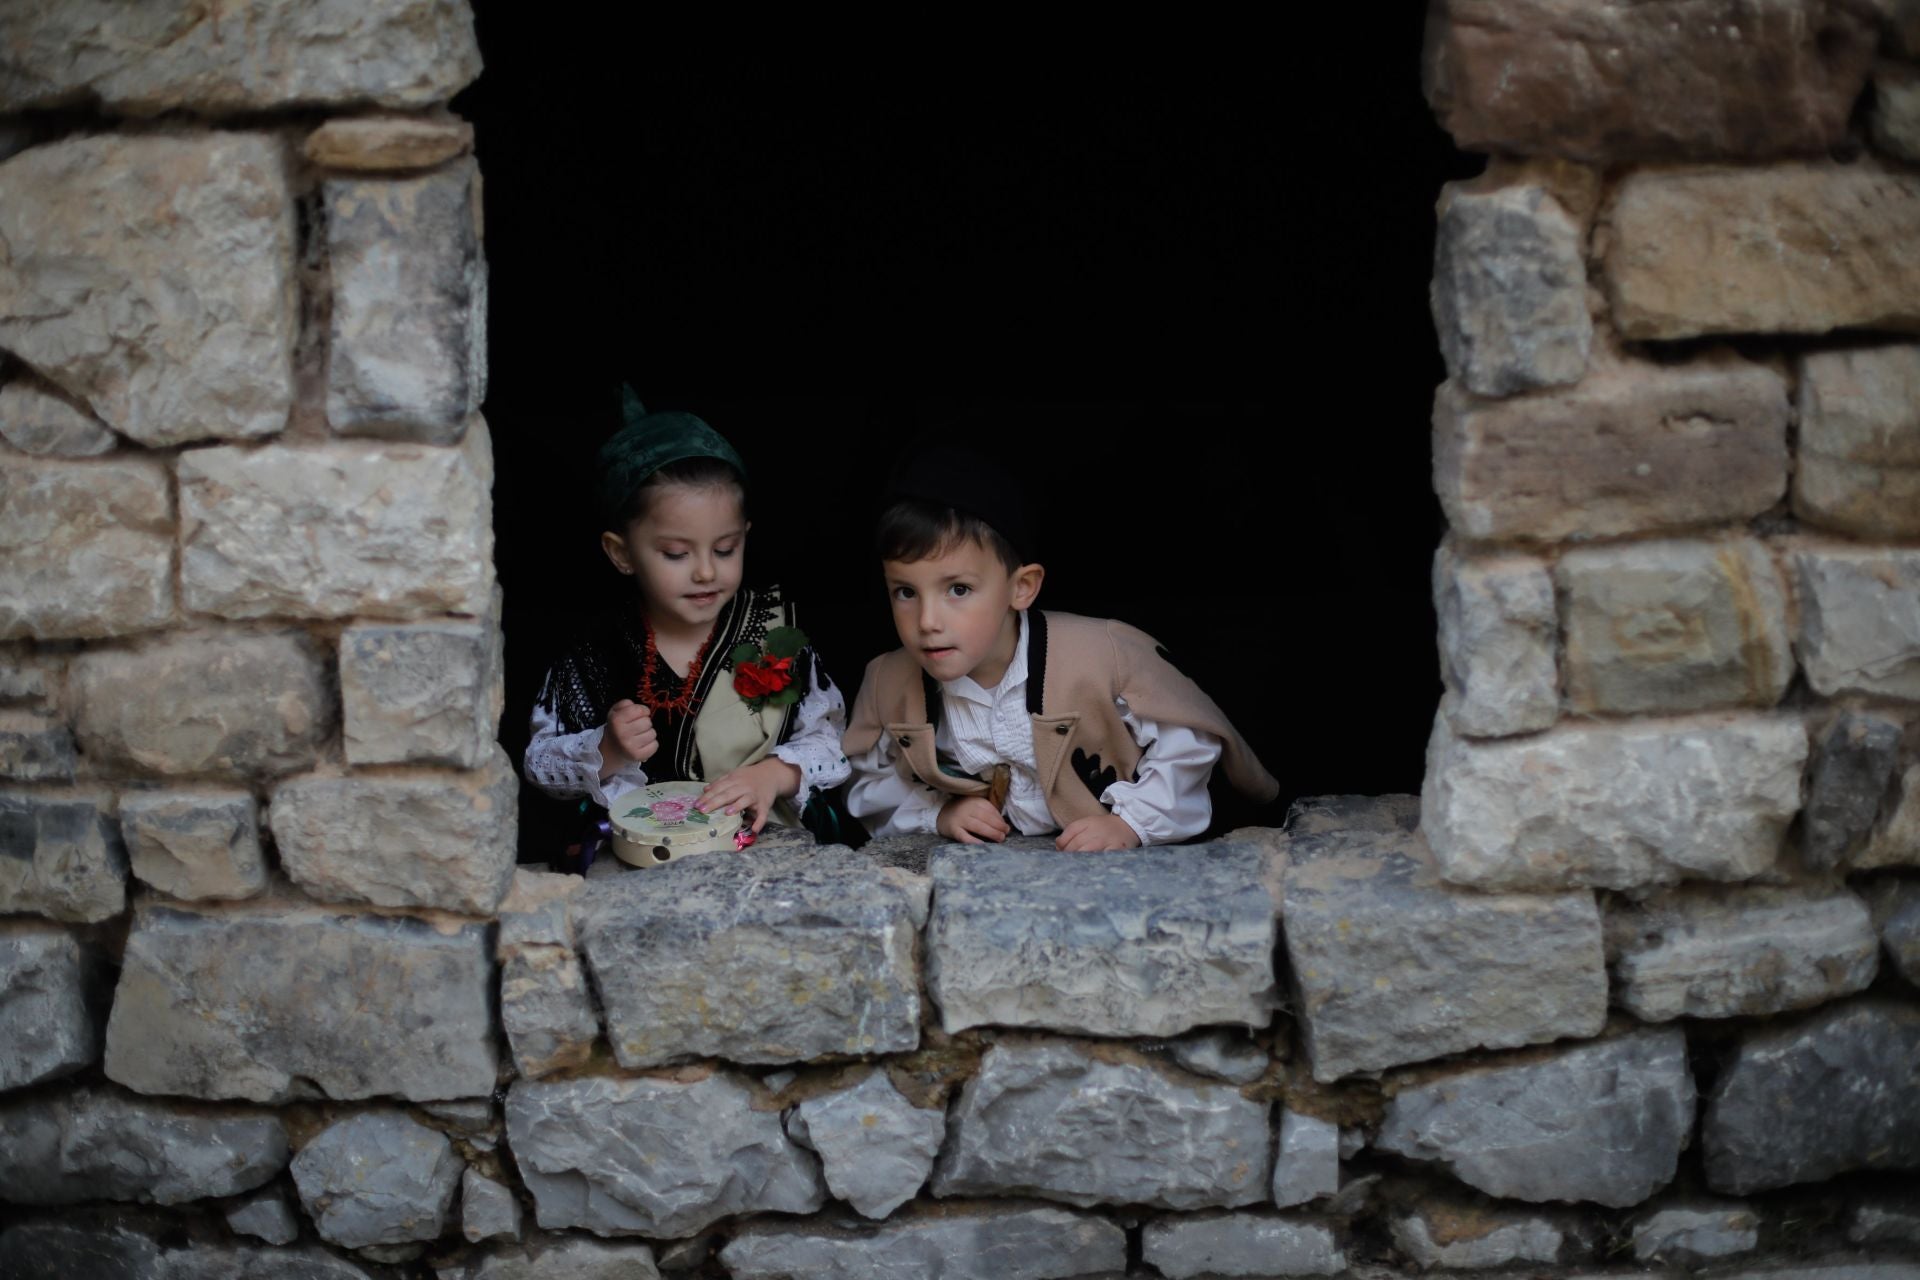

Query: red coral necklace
left=637, top=617, right=714, bottom=720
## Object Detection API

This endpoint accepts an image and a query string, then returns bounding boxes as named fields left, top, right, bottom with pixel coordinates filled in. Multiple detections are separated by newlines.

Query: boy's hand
left=699, top=758, right=801, bottom=835
left=938, top=797, right=1010, bottom=844
left=1056, top=814, right=1141, bottom=853
left=599, top=700, right=657, bottom=776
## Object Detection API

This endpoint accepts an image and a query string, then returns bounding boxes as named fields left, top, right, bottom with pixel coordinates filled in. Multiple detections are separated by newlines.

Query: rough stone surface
left=118, top=789, right=266, bottom=902
left=1702, top=999, right=1920, bottom=1193
left=1874, top=69, right=1920, bottom=164
left=1860, top=877, right=1920, bottom=985
left=721, top=1205, right=1128, bottom=1280
left=0, top=133, right=295, bottom=444
left=1851, top=1201, right=1920, bottom=1246
left=306, top=114, right=474, bottom=171
left=291, top=1111, right=461, bottom=1250
left=71, top=631, right=331, bottom=779
left=1633, top=1204, right=1761, bottom=1264
left=0, top=1215, right=380, bottom=1280
left=1803, top=713, right=1904, bottom=870
left=1422, top=713, right=1806, bottom=891
left=1603, top=164, right=1920, bottom=340
left=927, top=840, right=1276, bottom=1038
left=461, top=1169, right=522, bottom=1244
left=1432, top=546, right=1558, bottom=738
left=0, top=0, right=483, bottom=114
left=1708, top=1266, right=1920, bottom=1280
left=1796, top=344, right=1920, bottom=539
left=327, top=160, right=486, bottom=442
left=0, top=456, right=174, bottom=640
left=0, top=709, right=74, bottom=782
left=1432, top=357, right=1790, bottom=545
left=1605, top=886, right=1880, bottom=1020
left=1431, top=181, right=1591, bottom=397
left=497, top=872, right=597, bottom=1079
left=105, top=897, right=497, bottom=1103
left=340, top=620, right=497, bottom=768
left=1423, top=0, right=1877, bottom=162
left=0, top=921, right=103, bottom=1090
left=505, top=1072, right=826, bottom=1237
left=226, top=1188, right=300, bottom=1245
left=270, top=749, right=517, bottom=915
left=1391, top=1202, right=1565, bottom=1269
left=1376, top=1028, right=1696, bottom=1206
left=789, top=1070, right=945, bottom=1220
left=1558, top=538, right=1792, bottom=715
left=1281, top=794, right=1606, bottom=1080
left=0, top=787, right=127, bottom=923
left=0, top=1085, right=287, bottom=1204
left=932, top=1041, right=1272, bottom=1210
left=440, top=1237, right=664, bottom=1280
left=1796, top=549, right=1920, bottom=702
left=1167, top=1030, right=1271, bottom=1085
left=1143, top=1212, right=1345, bottom=1278
left=1863, top=765, right=1920, bottom=871
left=0, top=646, right=61, bottom=708
left=178, top=430, right=495, bottom=621
left=578, top=846, right=926, bottom=1067
left=0, top=379, right=116, bottom=457
left=1272, top=1109, right=1341, bottom=1208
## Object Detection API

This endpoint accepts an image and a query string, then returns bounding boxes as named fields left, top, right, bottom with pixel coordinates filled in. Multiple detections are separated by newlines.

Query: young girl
left=523, top=390, right=850, bottom=868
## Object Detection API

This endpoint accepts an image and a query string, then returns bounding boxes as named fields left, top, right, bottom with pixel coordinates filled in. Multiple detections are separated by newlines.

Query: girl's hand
left=938, top=797, right=1010, bottom=844
left=699, top=758, right=801, bottom=835
left=1056, top=814, right=1141, bottom=853
left=599, top=700, right=657, bottom=776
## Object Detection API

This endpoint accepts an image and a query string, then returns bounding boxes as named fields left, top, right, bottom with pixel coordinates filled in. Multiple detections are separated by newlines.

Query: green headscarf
left=597, top=386, right=747, bottom=528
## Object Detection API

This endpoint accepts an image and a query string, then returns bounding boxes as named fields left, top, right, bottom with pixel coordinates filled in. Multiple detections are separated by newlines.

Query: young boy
left=844, top=443, right=1277, bottom=850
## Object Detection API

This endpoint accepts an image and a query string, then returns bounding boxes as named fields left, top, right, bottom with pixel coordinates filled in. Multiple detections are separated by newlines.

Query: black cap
left=885, top=437, right=1036, bottom=563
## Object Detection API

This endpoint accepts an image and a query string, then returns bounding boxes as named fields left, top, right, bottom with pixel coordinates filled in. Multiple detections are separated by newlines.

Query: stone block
left=497, top=872, right=597, bottom=1079
left=461, top=1169, right=522, bottom=1244
left=0, top=710, right=74, bottom=782
left=104, top=897, right=497, bottom=1103
left=1391, top=1201, right=1566, bottom=1270
left=226, top=1188, right=300, bottom=1245
left=1606, top=886, right=1880, bottom=1020
left=1796, top=548, right=1920, bottom=702
left=1143, top=1211, right=1345, bottom=1278
left=720, top=1204, right=1128, bottom=1280
left=0, top=0, right=482, bottom=114
left=1272, top=1109, right=1340, bottom=1208
left=1432, top=545, right=1558, bottom=738
left=441, top=1237, right=664, bottom=1280
left=270, top=748, right=517, bottom=915
left=0, top=787, right=126, bottom=923
left=1376, top=1027, right=1695, bottom=1207
left=1168, top=1029, right=1270, bottom=1085
left=0, top=1214, right=383, bottom=1280
left=926, top=840, right=1276, bottom=1038
left=1423, top=0, right=1876, bottom=162
left=1796, top=344, right=1920, bottom=538
left=1603, top=164, right=1920, bottom=340
left=0, top=646, right=61, bottom=708
left=0, top=133, right=295, bottom=445
left=326, top=159, right=486, bottom=442
left=0, top=379, right=116, bottom=457
left=505, top=1072, right=826, bottom=1237
left=306, top=114, right=474, bottom=171
left=1559, top=538, right=1792, bottom=715
left=1862, top=764, right=1920, bottom=871
left=1803, top=712, right=1903, bottom=870
left=119, top=789, right=266, bottom=902
left=1851, top=1200, right=1920, bottom=1246
left=1422, top=713, right=1805, bottom=891
left=788, top=1070, right=945, bottom=1220
left=0, top=1085, right=287, bottom=1204
left=291, top=1111, right=461, bottom=1251
left=1702, top=999, right=1920, bottom=1193
left=577, top=846, right=925, bottom=1068
left=1432, top=358, right=1789, bottom=545
left=1875, top=68, right=1920, bottom=163
left=178, top=430, right=494, bottom=621
left=0, top=457, right=174, bottom=640
left=1281, top=794, right=1606, bottom=1080
left=0, top=921, right=105, bottom=1091
left=340, top=619, right=497, bottom=767
left=1633, top=1203, right=1761, bottom=1265
left=1859, top=876, right=1920, bottom=986
left=932, top=1041, right=1272, bottom=1211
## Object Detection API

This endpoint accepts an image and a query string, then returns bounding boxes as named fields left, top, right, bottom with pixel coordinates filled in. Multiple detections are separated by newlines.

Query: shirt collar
left=942, top=609, right=1029, bottom=706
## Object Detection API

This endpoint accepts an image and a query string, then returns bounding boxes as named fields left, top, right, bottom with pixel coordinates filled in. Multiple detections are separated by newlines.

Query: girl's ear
left=1011, top=562, right=1045, bottom=610
left=602, top=530, right=635, bottom=575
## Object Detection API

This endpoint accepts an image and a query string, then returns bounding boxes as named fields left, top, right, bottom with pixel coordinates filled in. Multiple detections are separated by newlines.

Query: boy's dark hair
left=875, top=497, right=1024, bottom=573
left=612, top=455, right=747, bottom=529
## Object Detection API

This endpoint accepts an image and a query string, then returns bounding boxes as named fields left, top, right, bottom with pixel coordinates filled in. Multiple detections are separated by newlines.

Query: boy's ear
left=1011, top=562, right=1045, bottom=610
left=601, top=530, right=635, bottom=576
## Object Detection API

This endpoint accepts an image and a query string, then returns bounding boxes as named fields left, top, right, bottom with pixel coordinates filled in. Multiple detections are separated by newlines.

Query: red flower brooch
left=731, top=625, right=808, bottom=712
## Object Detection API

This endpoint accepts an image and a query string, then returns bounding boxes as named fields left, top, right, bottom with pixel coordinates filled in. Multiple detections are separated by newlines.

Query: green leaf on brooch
left=623, top=805, right=652, bottom=820
left=729, top=641, right=760, bottom=667
left=764, top=625, right=808, bottom=660
left=686, top=808, right=711, bottom=825
left=767, top=685, right=804, bottom=708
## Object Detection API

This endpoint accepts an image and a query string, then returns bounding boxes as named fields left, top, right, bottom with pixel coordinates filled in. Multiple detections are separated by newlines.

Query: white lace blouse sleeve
left=768, top=652, right=853, bottom=810
left=524, top=697, right=650, bottom=808
left=845, top=734, right=944, bottom=837
left=1101, top=702, right=1223, bottom=846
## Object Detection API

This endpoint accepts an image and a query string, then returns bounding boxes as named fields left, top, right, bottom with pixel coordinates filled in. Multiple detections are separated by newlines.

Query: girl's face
left=601, top=483, right=748, bottom=634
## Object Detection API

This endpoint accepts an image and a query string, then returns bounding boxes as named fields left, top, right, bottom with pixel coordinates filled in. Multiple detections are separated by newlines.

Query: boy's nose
left=916, top=599, right=941, bottom=634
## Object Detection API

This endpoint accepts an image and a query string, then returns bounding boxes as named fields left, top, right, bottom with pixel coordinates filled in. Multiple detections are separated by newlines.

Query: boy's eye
left=948, top=584, right=972, bottom=598
left=890, top=586, right=916, bottom=602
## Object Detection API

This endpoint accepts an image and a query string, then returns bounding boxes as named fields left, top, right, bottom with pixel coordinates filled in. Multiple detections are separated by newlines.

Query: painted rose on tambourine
left=623, top=793, right=708, bottom=827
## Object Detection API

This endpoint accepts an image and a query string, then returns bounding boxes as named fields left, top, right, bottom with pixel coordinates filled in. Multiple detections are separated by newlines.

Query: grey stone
left=1280, top=794, right=1606, bottom=1081
left=1168, top=1030, right=1271, bottom=1085
left=1272, top=1109, right=1340, bottom=1208
left=720, top=1205, right=1128, bottom=1280
left=326, top=161, right=486, bottom=442
left=1391, top=1203, right=1565, bottom=1270
left=0, top=1085, right=287, bottom=1204
left=1376, top=1027, right=1695, bottom=1207
left=1796, top=343, right=1920, bottom=539
left=0, top=787, right=127, bottom=923
left=178, top=429, right=495, bottom=622
left=0, top=456, right=174, bottom=640
left=439, top=1236, right=663, bottom=1280
left=0, top=379, right=116, bottom=458
left=0, top=646, right=61, bottom=708
left=1702, top=999, right=1920, bottom=1193
left=926, top=840, right=1277, bottom=1038
left=1605, top=885, right=1880, bottom=1020
left=423, top=1098, right=494, bottom=1130
left=497, top=871, right=597, bottom=1079
left=506, top=1071, right=825, bottom=1237
left=1431, top=181, right=1591, bottom=397
left=0, top=920, right=104, bottom=1090
left=119, top=789, right=266, bottom=902
left=0, top=709, right=74, bottom=781
left=0, top=0, right=482, bottom=114
left=1707, top=1265, right=1920, bottom=1280
left=71, top=631, right=333, bottom=779
left=1863, top=765, right=1920, bottom=871
left=291, top=1111, right=462, bottom=1250
left=1859, top=877, right=1920, bottom=986
left=461, top=1169, right=522, bottom=1244
left=578, top=846, right=925, bottom=1068
left=0, top=1214, right=378, bottom=1279
left=1143, top=1211, right=1345, bottom=1278
left=655, top=1235, right=712, bottom=1272
left=932, top=1040, right=1272, bottom=1210
left=1558, top=537, right=1793, bottom=715
left=1804, top=713, right=1904, bottom=870
left=105, top=897, right=497, bottom=1103
left=1850, top=1201, right=1920, bottom=1246
left=1633, top=1203, right=1761, bottom=1264
left=1422, top=713, right=1805, bottom=891
left=790, top=1070, right=944, bottom=1220
left=1875, top=70, right=1920, bottom=164
left=226, top=1188, right=300, bottom=1245
left=1797, top=549, right=1920, bottom=702
left=340, top=620, right=497, bottom=767
left=1432, top=545, right=1559, bottom=738
left=306, top=115, right=475, bottom=172
left=270, top=749, right=517, bottom=915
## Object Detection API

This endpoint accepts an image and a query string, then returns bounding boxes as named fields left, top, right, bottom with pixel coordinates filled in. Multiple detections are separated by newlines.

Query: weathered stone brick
left=461, top=1169, right=522, bottom=1244
left=497, top=870, right=598, bottom=1079
left=0, top=1214, right=382, bottom=1280
left=1633, top=1203, right=1761, bottom=1265
left=0, top=710, right=74, bottom=782
left=305, top=114, right=474, bottom=172
left=0, top=646, right=61, bottom=709
left=788, top=1070, right=945, bottom=1220
left=1803, top=712, right=1904, bottom=870
left=0, top=921, right=105, bottom=1091
left=0, top=379, right=116, bottom=458
left=1796, top=548, right=1920, bottom=702
left=0, top=457, right=174, bottom=641
left=1796, top=344, right=1920, bottom=539
left=1432, top=545, right=1558, bottom=738
left=0, top=788, right=126, bottom=923
left=118, top=788, right=266, bottom=902
left=290, top=1111, right=461, bottom=1251
left=1862, top=764, right=1920, bottom=871
left=1144, top=1212, right=1346, bottom=1278
left=1391, top=1200, right=1567, bottom=1270
left=1272, top=1109, right=1340, bottom=1208
left=340, top=619, right=497, bottom=767
left=1859, top=876, right=1920, bottom=986
left=722, top=1205, right=1126, bottom=1280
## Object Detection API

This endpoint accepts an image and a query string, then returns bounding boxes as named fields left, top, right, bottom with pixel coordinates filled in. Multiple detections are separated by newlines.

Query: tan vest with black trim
left=843, top=610, right=1279, bottom=828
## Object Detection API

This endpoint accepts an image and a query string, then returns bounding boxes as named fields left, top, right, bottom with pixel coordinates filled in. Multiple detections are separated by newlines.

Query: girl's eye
left=716, top=544, right=738, bottom=557
left=661, top=551, right=688, bottom=562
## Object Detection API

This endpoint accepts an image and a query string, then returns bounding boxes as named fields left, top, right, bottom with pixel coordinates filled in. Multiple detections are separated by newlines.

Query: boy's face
left=883, top=538, right=1043, bottom=688
left=601, top=484, right=748, bottom=635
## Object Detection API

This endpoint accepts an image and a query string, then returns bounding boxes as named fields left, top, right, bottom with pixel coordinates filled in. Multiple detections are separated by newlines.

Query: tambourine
left=609, top=781, right=744, bottom=868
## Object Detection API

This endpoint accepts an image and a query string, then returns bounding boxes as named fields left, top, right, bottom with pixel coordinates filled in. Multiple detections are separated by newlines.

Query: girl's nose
left=691, top=553, right=715, bottom=582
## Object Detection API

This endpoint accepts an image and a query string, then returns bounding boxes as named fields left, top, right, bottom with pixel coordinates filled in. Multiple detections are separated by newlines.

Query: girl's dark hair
left=875, top=498, right=1023, bottom=573
left=614, top=456, right=747, bottom=528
